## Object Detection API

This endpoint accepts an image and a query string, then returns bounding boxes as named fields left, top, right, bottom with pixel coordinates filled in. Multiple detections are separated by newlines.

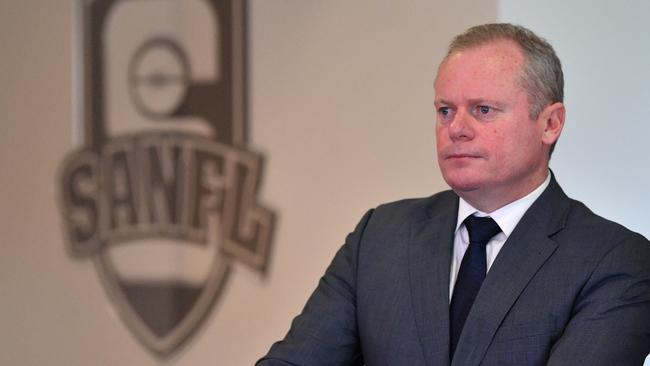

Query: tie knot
left=463, top=216, right=501, bottom=246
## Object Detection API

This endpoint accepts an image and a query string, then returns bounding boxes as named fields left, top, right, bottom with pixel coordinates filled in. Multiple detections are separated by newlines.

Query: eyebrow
left=434, top=98, right=506, bottom=109
left=434, top=99, right=454, bottom=107
left=467, top=98, right=504, bottom=107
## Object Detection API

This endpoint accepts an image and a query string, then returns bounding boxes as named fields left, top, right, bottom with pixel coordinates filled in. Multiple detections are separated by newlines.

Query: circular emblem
left=129, top=38, right=190, bottom=119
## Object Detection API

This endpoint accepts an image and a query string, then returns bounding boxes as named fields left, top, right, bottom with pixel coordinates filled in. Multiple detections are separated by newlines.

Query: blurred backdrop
left=1, top=1, right=648, bottom=365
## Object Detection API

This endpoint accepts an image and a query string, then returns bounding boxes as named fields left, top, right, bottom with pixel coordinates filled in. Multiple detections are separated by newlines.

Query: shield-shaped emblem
left=59, top=0, right=275, bottom=357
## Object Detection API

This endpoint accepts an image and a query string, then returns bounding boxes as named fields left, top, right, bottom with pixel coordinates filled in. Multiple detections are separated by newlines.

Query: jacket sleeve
left=547, top=232, right=650, bottom=366
left=256, top=209, right=374, bottom=366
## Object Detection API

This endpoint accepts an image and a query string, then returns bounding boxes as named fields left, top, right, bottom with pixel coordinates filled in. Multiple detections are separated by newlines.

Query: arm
left=547, top=233, right=650, bottom=366
left=256, top=210, right=374, bottom=366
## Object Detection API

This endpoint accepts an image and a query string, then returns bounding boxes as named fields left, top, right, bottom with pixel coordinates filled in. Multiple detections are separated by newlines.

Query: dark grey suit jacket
left=258, top=177, right=650, bottom=365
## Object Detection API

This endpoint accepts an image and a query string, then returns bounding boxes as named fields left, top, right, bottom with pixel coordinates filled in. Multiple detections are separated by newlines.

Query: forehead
left=435, top=40, right=525, bottom=100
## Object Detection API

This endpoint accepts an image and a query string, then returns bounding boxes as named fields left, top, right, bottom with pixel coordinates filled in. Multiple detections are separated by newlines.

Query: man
left=258, top=23, right=650, bottom=365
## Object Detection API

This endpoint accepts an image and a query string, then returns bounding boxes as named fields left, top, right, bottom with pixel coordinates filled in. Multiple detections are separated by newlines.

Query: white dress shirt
left=449, top=173, right=551, bottom=300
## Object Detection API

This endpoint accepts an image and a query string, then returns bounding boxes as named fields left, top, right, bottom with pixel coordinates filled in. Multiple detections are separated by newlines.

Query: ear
left=538, top=102, right=565, bottom=145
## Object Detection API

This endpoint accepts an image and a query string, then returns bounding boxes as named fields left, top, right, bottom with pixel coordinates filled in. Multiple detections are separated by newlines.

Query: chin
left=441, top=172, right=482, bottom=193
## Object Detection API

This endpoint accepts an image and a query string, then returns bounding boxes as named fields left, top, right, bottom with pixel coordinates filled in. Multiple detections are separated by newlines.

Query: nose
left=448, top=109, right=474, bottom=142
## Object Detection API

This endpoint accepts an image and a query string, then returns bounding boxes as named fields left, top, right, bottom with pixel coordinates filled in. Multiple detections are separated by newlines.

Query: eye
left=473, top=104, right=498, bottom=121
left=437, top=106, right=455, bottom=123
left=478, top=105, right=491, bottom=114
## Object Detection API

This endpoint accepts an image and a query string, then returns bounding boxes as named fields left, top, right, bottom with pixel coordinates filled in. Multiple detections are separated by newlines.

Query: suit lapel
left=408, top=192, right=458, bottom=366
left=451, top=176, right=570, bottom=366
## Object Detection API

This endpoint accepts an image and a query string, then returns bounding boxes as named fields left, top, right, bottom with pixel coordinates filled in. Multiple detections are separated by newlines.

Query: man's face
left=434, top=40, right=553, bottom=211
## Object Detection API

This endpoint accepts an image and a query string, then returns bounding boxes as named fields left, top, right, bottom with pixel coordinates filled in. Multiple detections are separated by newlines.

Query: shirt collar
left=455, top=172, right=551, bottom=237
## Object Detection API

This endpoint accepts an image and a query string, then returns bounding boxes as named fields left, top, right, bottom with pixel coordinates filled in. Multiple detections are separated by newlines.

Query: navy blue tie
left=450, top=215, right=501, bottom=359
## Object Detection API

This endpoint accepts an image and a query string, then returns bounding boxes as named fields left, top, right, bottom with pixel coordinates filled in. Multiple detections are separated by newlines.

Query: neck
left=457, top=169, right=549, bottom=213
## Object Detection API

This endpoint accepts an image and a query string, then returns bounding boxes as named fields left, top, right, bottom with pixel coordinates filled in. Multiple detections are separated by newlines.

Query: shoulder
left=554, top=196, right=650, bottom=262
left=533, top=175, right=648, bottom=251
left=351, top=190, right=458, bottom=239
left=566, top=198, right=647, bottom=242
left=369, top=190, right=457, bottom=222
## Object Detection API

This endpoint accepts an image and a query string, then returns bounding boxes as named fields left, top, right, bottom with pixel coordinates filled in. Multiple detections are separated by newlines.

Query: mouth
left=445, top=153, right=481, bottom=160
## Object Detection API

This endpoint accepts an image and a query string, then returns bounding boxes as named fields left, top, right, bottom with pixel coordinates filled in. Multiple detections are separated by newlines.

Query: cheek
left=485, top=131, right=521, bottom=171
left=483, top=129, right=506, bottom=156
left=500, top=127, right=541, bottom=165
left=435, top=126, right=448, bottom=147
left=435, top=123, right=444, bottom=136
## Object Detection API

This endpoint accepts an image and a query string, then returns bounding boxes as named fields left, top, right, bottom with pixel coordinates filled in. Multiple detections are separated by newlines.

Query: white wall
left=500, top=0, right=650, bottom=239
